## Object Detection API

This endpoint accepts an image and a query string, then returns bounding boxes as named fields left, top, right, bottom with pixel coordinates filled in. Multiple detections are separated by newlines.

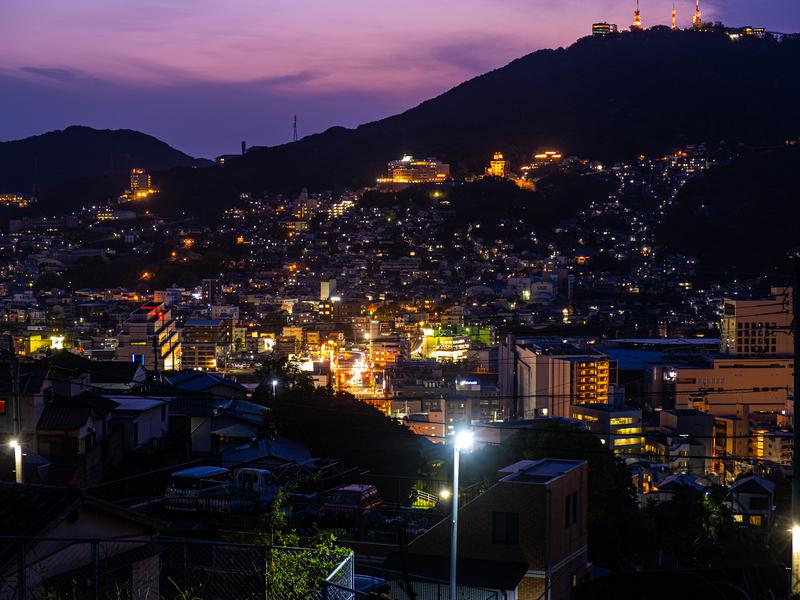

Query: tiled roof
left=167, top=371, right=248, bottom=393
left=730, top=476, right=776, bottom=495
left=37, top=404, right=91, bottom=431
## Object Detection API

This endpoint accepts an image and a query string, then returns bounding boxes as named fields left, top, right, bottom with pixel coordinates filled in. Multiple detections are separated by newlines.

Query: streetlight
left=271, top=380, right=278, bottom=398
left=451, top=430, right=474, bottom=600
left=793, top=525, right=800, bottom=594
left=792, top=252, right=800, bottom=596
left=9, top=439, right=21, bottom=484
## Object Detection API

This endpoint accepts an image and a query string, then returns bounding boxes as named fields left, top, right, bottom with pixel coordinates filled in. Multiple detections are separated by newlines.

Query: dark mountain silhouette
left=657, top=143, right=800, bottom=276
left=157, top=28, right=800, bottom=205
left=0, top=126, right=210, bottom=209
left=6, top=29, right=800, bottom=215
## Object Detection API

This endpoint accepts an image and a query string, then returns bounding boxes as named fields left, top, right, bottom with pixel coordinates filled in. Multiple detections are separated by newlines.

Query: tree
left=254, top=355, right=314, bottom=395
left=258, top=490, right=351, bottom=600
left=257, top=382, right=432, bottom=478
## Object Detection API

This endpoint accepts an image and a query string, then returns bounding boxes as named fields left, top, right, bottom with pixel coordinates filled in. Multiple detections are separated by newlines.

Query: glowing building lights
left=377, top=156, right=450, bottom=189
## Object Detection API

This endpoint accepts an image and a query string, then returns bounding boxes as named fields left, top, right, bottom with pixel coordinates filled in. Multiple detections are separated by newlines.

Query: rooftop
left=108, top=396, right=166, bottom=412
left=572, top=403, right=640, bottom=413
left=170, top=466, right=230, bottom=479
left=498, top=458, right=585, bottom=484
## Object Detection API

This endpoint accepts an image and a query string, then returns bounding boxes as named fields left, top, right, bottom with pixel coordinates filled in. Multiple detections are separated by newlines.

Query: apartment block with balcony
left=115, top=303, right=181, bottom=371
left=499, top=335, right=617, bottom=419
left=181, top=319, right=225, bottom=371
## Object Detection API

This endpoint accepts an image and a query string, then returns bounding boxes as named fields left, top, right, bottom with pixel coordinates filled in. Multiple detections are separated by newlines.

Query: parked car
left=321, top=484, right=382, bottom=515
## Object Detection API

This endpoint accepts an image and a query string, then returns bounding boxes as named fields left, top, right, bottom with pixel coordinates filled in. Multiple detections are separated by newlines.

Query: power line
left=262, top=397, right=789, bottom=442
left=13, top=358, right=795, bottom=443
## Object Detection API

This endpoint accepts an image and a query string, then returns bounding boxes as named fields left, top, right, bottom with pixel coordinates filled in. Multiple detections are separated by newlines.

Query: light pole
left=9, top=439, right=21, bottom=484
left=792, top=259, right=800, bottom=597
left=451, top=430, right=474, bottom=600
left=271, top=379, right=278, bottom=399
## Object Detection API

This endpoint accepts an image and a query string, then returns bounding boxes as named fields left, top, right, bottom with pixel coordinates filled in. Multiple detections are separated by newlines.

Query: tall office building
left=320, top=278, right=337, bottom=301
left=115, top=302, right=181, bottom=371
left=499, top=336, right=616, bottom=419
left=202, top=278, right=222, bottom=305
left=181, top=319, right=225, bottom=371
left=129, top=168, right=152, bottom=192
left=485, top=152, right=509, bottom=178
left=210, top=305, right=239, bottom=349
left=720, top=287, right=792, bottom=357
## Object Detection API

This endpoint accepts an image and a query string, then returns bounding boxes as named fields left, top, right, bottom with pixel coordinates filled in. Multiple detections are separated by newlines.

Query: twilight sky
left=2, top=0, right=799, bottom=158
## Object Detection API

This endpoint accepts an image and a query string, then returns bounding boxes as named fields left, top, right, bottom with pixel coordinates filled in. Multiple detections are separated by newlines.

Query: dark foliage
left=253, top=357, right=430, bottom=477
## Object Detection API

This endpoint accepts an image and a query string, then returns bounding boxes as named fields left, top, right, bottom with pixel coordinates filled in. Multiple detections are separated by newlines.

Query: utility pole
left=3, top=335, right=22, bottom=483
left=792, top=261, right=800, bottom=597
left=293, top=115, right=298, bottom=143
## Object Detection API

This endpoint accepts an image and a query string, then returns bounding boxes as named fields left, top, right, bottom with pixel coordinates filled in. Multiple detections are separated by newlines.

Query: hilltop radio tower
left=293, top=115, right=298, bottom=142
left=632, top=0, right=642, bottom=30
left=671, top=0, right=677, bottom=30
left=693, top=0, right=702, bottom=28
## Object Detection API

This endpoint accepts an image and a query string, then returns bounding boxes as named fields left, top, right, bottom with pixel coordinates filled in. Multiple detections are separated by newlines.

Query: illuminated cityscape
left=0, top=4, right=798, bottom=600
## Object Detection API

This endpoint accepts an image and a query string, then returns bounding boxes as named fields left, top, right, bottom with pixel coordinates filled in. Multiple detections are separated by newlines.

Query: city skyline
left=2, top=0, right=799, bottom=158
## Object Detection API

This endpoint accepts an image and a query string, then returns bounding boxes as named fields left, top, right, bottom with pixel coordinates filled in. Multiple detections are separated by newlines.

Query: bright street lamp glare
left=9, top=439, right=19, bottom=449
left=271, top=380, right=278, bottom=386
left=454, top=430, right=474, bottom=452
left=439, top=489, right=451, bottom=500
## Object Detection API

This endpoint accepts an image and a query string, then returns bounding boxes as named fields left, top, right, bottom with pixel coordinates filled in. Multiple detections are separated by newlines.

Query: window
left=749, top=515, right=763, bottom=527
left=733, top=514, right=744, bottom=523
left=565, top=496, right=570, bottom=528
left=565, top=492, right=579, bottom=527
left=0, top=399, right=5, bottom=415
left=571, top=492, right=578, bottom=526
left=492, top=512, right=519, bottom=545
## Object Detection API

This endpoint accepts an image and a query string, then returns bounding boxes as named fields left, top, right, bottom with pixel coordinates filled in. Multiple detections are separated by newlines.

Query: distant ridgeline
left=0, top=126, right=210, bottom=212
left=164, top=27, right=800, bottom=207
left=2, top=28, right=800, bottom=214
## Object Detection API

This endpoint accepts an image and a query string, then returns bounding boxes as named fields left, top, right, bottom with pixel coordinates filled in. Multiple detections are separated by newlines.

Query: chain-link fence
left=0, top=537, right=352, bottom=600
